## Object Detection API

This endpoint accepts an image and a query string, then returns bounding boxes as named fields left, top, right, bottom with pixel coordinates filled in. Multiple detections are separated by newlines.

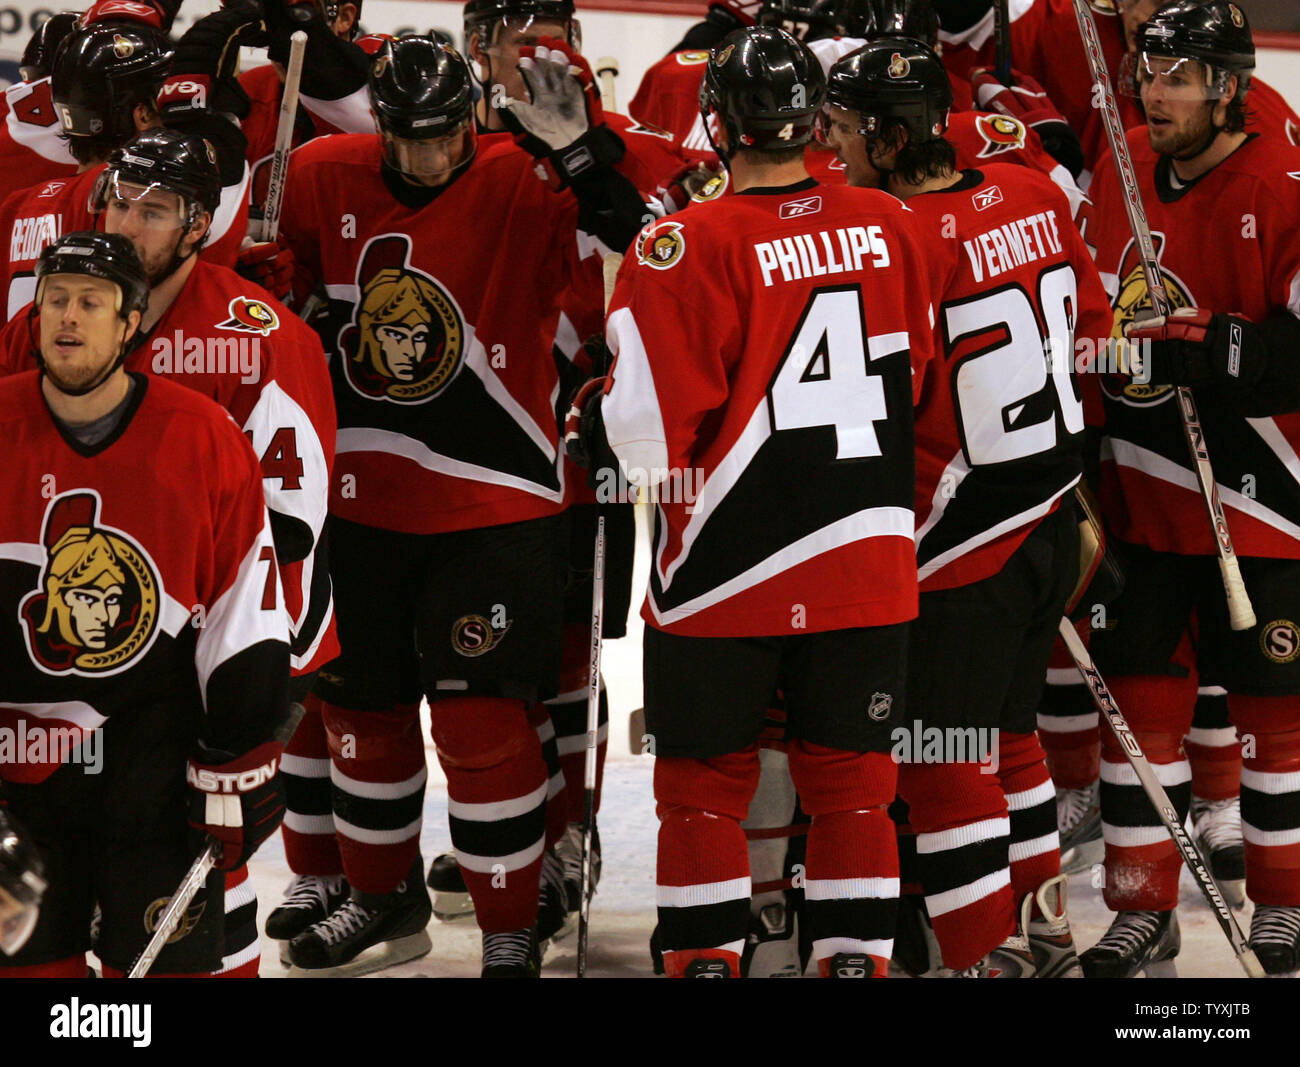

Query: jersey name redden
left=754, top=223, right=892, bottom=286
left=962, top=207, right=1065, bottom=283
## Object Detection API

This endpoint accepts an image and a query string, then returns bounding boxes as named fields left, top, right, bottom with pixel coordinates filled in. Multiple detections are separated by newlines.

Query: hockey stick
left=595, top=56, right=619, bottom=114
left=993, top=0, right=1013, bottom=85
left=127, top=700, right=308, bottom=978
left=576, top=515, right=606, bottom=978
left=253, top=30, right=307, bottom=244
left=1057, top=620, right=1265, bottom=978
left=1069, top=0, right=1255, bottom=631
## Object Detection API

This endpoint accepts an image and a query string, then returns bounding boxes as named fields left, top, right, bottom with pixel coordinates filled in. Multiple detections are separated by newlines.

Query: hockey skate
left=287, top=860, right=432, bottom=977
left=555, top=821, right=600, bottom=914
left=682, top=957, right=733, bottom=978
left=265, top=874, right=350, bottom=964
left=481, top=927, right=541, bottom=978
left=1022, top=874, right=1083, bottom=977
left=1057, top=782, right=1103, bottom=876
left=1189, top=795, right=1246, bottom=908
left=426, top=852, right=475, bottom=921
left=890, top=893, right=941, bottom=977
left=741, top=899, right=803, bottom=978
left=537, top=847, right=575, bottom=945
left=983, top=930, right=1038, bottom=978
left=1079, top=910, right=1179, bottom=978
left=824, top=952, right=873, bottom=978
left=1248, top=905, right=1300, bottom=976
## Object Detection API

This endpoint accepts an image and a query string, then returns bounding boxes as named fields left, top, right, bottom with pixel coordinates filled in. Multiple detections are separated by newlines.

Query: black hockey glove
left=499, top=38, right=625, bottom=191
left=187, top=739, right=285, bottom=871
left=971, top=67, right=1086, bottom=180
left=1124, top=308, right=1264, bottom=393
left=157, top=0, right=268, bottom=123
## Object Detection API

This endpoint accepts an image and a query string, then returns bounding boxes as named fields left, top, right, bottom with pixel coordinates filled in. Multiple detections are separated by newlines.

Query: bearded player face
left=821, top=106, right=886, bottom=190
left=38, top=275, right=132, bottom=394
left=101, top=180, right=208, bottom=283
left=1139, top=55, right=1234, bottom=158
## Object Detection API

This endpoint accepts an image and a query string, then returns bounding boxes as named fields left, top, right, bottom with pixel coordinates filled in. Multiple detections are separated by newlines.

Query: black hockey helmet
left=35, top=231, right=149, bottom=320
left=50, top=21, right=174, bottom=142
left=865, top=0, right=939, bottom=48
left=1135, top=0, right=1254, bottom=100
left=20, top=11, right=80, bottom=83
left=463, top=0, right=580, bottom=50
left=699, top=26, right=827, bottom=159
left=758, top=1, right=873, bottom=41
left=369, top=36, right=475, bottom=138
left=825, top=36, right=952, bottom=143
left=92, top=127, right=223, bottom=225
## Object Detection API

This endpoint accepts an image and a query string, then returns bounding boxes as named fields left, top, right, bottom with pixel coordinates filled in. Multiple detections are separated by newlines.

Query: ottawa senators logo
left=19, top=492, right=161, bottom=677
left=1101, top=234, right=1195, bottom=407
left=338, top=234, right=465, bottom=403
left=635, top=220, right=686, bottom=271
left=975, top=113, right=1027, bottom=157
left=1261, top=620, right=1300, bottom=664
left=144, top=894, right=206, bottom=944
left=677, top=50, right=711, bottom=65
left=1228, top=4, right=1244, bottom=29
left=112, top=34, right=135, bottom=58
left=219, top=297, right=280, bottom=336
left=888, top=52, right=910, bottom=79
left=451, top=613, right=511, bottom=658
left=691, top=169, right=729, bottom=203
left=715, top=44, right=735, bottom=66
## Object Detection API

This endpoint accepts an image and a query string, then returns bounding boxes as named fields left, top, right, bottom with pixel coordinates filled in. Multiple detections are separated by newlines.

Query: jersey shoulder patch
left=635, top=220, right=686, bottom=271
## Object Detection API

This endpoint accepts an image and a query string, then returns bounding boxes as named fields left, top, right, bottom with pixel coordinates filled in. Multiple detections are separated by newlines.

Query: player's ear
left=122, top=308, right=142, bottom=347
left=182, top=212, right=212, bottom=257
left=468, top=30, right=489, bottom=73
left=133, top=103, right=160, bottom=135
left=335, top=3, right=358, bottom=36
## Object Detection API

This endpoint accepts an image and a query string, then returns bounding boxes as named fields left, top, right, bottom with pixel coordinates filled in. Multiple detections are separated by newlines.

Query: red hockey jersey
left=906, top=164, right=1113, bottom=591
left=279, top=133, right=609, bottom=535
left=629, top=48, right=719, bottom=163
left=0, top=78, right=77, bottom=203
left=1089, top=130, right=1300, bottom=559
left=0, top=372, right=287, bottom=784
left=603, top=180, right=936, bottom=637
left=1, top=261, right=338, bottom=674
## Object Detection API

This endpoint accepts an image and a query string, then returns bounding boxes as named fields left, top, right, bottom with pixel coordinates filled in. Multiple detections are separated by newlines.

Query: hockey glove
left=186, top=740, right=285, bottom=871
left=501, top=38, right=624, bottom=189
left=564, top=374, right=609, bottom=471
left=658, top=160, right=724, bottom=215
left=970, top=67, right=1085, bottom=179
left=157, top=0, right=268, bottom=123
left=1123, top=308, right=1265, bottom=397
left=237, top=237, right=296, bottom=301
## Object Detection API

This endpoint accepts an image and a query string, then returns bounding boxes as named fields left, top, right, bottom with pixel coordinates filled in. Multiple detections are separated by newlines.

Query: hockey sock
left=1098, top=673, right=1194, bottom=911
left=546, top=624, right=608, bottom=825
left=430, top=695, right=548, bottom=932
left=280, top=693, right=343, bottom=875
left=1186, top=687, right=1241, bottom=802
left=322, top=701, right=426, bottom=894
left=899, top=757, right=1013, bottom=970
left=745, top=741, right=800, bottom=900
left=1036, top=623, right=1099, bottom=789
left=997, top=731, right=1060, bottom=918
left=526, top=701, right=566, bottom=848
left=787, top=741, right=898, bottom=977
left=655, top=748, right=760, bottom=978
left=1228, top=695, right=1300, bottom=906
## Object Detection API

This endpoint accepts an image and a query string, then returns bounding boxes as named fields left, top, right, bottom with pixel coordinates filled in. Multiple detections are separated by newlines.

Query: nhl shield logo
left=19, top=491, right=162, bottom=678
left=636, top=221, right=686, bottom=271
left=339, top=234, right=466, bottom=404
left=868, top=691, right=893, bottom=721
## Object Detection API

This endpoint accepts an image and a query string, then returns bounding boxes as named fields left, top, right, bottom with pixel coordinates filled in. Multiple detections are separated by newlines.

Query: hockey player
left=1082, top=0, right=1300, bottom=977
left=0, top=7, right=262, bottom=317
left=0, top=231, right=288, bottom=977
left=571, top=25, right=937, bottom=978
left=823, top=37, right=1113, bottom=976
left=273, top=36, right=643, bottom=977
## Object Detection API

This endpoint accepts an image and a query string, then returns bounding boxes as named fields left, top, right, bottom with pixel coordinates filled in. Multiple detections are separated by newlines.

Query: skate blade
left=278, top=940, right=292, bottom=967
left=432, top=891, right=475, bottom=922
left=1142, top=958, right=1178, bottom=978
left=543, top=912, right=578, bottom=945
left=287, top=930, right=433, bottom=978
left=1218, top=878, right=1246, bottom=909
left=1060, top=837, right=1104, bottom=876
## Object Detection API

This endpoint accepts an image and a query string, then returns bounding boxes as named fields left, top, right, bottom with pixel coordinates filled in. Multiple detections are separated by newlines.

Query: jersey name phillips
left=962, top=209, right=1064, bottom=283
left=754, top=225, right=892, bottom=287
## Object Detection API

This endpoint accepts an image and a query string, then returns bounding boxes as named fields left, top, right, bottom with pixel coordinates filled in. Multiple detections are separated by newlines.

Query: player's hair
left=63, top=99, right=160, bottom=167
left=356, top=268, right=442, bottom=379
left=876, top=116, right=955, bottom=184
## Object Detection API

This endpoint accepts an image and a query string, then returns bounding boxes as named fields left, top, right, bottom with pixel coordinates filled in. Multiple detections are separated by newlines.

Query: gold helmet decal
left=678, top=50, right=711, bottom=65
left=888, top=52, right=911, bottom=79
left=112, top=34, right=135, bottom=58
left=19, top=491, right=161, bottom=677
left=975, top=114, right=1027, bottom=157
left=1228, top=4, right=1244, bottom=29
left=635, top=220, right=686, bottom=271
left=1103, top=235, right=1194, bottom=406
left=715, top=44, right=735, bottom=66
left=339, top=234, right=465, bottom=403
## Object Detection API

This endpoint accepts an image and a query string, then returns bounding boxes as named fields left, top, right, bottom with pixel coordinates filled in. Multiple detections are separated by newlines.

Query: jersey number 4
left=246, top=426, right=305, bottom=490
left=942, top=263, right=1084, bottom=466
left=768, top=287, right=902, bottom=460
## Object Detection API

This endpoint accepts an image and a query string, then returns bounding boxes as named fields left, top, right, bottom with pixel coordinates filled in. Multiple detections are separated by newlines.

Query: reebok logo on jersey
left=37, top=182, right=67, bottom=199
left=19, top=491, right=162, bottom=678
left=779, top=195, right=823, bottom=219
left=971, top=186, right=1003, bottom=212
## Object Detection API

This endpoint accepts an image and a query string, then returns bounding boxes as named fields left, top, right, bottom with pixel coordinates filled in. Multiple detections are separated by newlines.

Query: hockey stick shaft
left=596, top=57, right=619, bottom=114
left=127, top=700, right=308, bottom=978
left=993, top=0, right=1013, bottom=85
left=577, top=515, right=606, bottom=978
left=1057, top=619, right=1265, bottom=978
left=255, top=30, right=307, bottom=244
left=1069, top=0, right=1254, bottom=631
